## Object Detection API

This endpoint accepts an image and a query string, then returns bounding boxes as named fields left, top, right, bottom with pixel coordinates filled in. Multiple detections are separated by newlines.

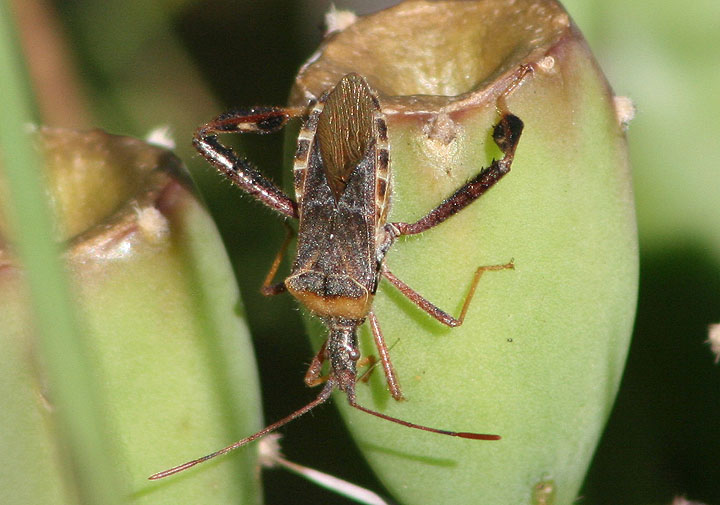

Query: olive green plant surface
left=2, top=1, right=718, bottom=505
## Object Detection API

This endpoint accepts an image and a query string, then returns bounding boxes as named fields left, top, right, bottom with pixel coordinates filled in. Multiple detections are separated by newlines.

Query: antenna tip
left=458, top=432, right=501, bottom=441
left=148, top=460, right=201, bottom=480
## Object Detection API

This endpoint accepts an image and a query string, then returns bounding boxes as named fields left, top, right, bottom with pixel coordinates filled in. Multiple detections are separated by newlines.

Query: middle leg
left=383, top=261, right=514, bottom=328
left=260, top=223, right=295, bottom=296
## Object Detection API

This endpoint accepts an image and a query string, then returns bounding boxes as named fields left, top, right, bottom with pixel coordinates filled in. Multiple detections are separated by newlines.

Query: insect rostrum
left=150, top=73, right=523, bottom=480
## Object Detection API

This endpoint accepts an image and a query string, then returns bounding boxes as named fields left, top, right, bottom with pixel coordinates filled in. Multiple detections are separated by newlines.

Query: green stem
left=0, top=5, right=125, bottom=504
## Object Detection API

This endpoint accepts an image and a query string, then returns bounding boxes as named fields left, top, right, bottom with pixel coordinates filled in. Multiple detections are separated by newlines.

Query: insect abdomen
left=286, top=271, right=373, bottom=319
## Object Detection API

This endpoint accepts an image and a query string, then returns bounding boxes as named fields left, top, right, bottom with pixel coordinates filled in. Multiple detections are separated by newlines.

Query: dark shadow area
left=582, top=243, right=720, bottom=505
left=357, top=441, right=460, bottom=468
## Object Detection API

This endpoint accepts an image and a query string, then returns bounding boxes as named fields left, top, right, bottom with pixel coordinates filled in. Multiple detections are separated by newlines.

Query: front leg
left=389, top=113, right=523, bottom=236
left=194, top=106, right=305, bottom=219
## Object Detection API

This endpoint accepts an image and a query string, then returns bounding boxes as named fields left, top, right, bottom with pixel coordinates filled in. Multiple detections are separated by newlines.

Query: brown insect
left=150, top=73, right=523, bottom=480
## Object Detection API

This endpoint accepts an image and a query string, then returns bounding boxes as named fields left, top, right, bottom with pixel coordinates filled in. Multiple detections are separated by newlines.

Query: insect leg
left=356, top=354, right=377, bottom=383
left=304, top=335, right=390, bottom=390
left=260, top=223, right=295, bottom=296
left=304, top=340, right=328, bottom=387
left=389, top=113, right=523, bottom=237
left=496, top=64, right=534, bottom=115
left=194, top=106, right=305, bottom=219
left=382, top=262, right=514, bottom=328
left=367, top=311, right=404, bottom=400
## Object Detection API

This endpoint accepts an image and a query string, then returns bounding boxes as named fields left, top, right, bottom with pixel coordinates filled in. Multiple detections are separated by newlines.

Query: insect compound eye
left=349, top=348, right=361, bottom=361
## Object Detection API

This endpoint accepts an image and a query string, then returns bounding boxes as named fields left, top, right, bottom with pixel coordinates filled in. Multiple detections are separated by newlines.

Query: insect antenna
left=148, top=384, right=334, bottom=480
left=348, top=400, right=501, bottom=441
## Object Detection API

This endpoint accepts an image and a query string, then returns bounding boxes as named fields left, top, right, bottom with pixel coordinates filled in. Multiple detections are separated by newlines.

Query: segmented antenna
left=149, top=382, right=498, bottom=480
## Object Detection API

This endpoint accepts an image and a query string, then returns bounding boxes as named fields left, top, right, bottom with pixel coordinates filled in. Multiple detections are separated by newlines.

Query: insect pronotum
left=150, top=72, right=524, bottom=480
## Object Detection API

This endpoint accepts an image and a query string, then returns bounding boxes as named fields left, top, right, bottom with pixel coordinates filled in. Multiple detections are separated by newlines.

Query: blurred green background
left=3, top=0, right=719, bottom=504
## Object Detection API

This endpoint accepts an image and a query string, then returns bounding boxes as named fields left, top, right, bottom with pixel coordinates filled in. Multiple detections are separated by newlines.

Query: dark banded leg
left=388, top=113, right=523, bottom=237
left=383, top=261, right=514, bottom=327
left=193, top=106, right=305, bottom=219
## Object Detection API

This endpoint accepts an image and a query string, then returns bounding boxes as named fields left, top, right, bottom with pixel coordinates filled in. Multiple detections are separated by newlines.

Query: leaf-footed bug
left=150, top=73, right=523, bottom=480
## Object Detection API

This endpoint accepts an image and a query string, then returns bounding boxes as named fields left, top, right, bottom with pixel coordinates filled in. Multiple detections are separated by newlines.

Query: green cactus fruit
left=0, top=129, right=263, bottom=505
left=288, top=1, right=638, bottom=504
